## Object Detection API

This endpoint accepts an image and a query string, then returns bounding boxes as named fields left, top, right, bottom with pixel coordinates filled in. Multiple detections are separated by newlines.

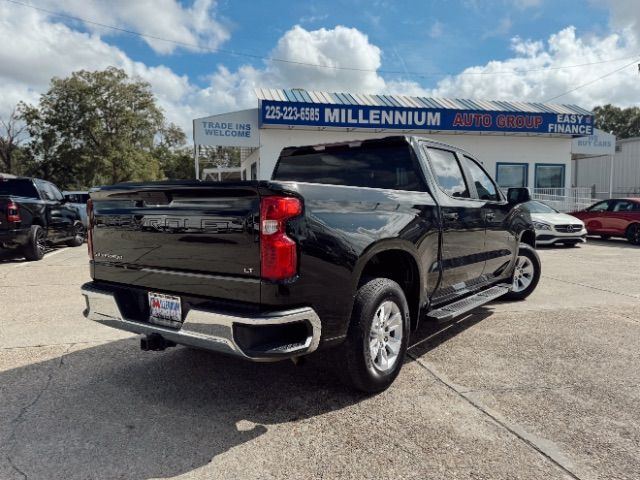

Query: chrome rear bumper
left=81, top=282, right=321, bottom=361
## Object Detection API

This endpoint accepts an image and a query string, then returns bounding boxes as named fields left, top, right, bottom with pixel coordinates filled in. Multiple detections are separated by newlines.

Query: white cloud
left=31, top=0, right=229, bottom=55
left=0, top=3, right=199, bottom=129
left=427, top=26, right=640, bottom=107
left=603, top=0, right=640, bottom=42
left=482, top=16, right=513, bottom=39
left=0, top=6, right=389, bottom=135
left=2, top=0, right=640, bottom=143
left=266, top=26, right=385, bottom=93
left=299, top=14, right=329, bottom=24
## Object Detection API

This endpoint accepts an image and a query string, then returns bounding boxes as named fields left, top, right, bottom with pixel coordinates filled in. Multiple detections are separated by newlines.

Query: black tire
left=334, top=278, right=410, bottom=393
left=23, top=225, right=46, bottom=261
left=504, top=243, right=541, bottom=301
left=626, top=224, right=640, bottom=245
left=600, top=234, right=611, bottom=240
left=66, top=222, right=85, bottom=247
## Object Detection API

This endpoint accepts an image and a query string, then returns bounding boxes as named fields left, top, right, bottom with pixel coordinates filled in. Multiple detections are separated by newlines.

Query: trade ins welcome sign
left=259, top=100, right=593, bottom=136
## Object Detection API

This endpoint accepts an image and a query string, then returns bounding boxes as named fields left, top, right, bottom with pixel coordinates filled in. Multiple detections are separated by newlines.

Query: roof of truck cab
left=279, top=135, right=474, bottom=158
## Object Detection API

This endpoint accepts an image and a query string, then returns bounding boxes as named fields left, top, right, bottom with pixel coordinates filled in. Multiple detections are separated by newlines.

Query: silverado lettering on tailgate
left=97, top=214, right=246, bottom=233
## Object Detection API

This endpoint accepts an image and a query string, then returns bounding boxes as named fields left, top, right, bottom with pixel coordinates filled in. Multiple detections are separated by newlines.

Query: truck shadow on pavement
left=0, top=250, right=27, bottom=264
left=0, top=246, right=60, bottom=264
left=0, top=309, right=491, bottom=480
left=409, top=308, right=493, bottom=358
left=0, top=338, right=363, bottom=479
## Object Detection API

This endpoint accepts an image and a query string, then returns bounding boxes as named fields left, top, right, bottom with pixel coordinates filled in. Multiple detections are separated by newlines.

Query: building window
left=535, top=164, right=565, bottom=189
left=250, top=162, right=257, bottom=180
left=496, top=163, right=528, bottom=188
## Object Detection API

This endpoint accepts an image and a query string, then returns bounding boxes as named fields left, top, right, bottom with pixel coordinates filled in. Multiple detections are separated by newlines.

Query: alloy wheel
left=368, top=300, right=403, bottom=373
left=75, top=224, right=86, bottom=242
left=512, top=255, right=535, bottom=293
left=36, top=230, right=46, bottom=256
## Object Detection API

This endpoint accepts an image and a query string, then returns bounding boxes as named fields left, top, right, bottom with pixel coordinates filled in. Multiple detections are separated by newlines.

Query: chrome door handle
left=443, top=212, right=459, bottom=221
left=485, top=212, right=495, bottom=220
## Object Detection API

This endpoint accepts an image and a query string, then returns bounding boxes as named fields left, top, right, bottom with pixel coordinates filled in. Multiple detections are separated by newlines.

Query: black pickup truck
left=82, top=136, right=540, bottom=392
left=0, top=177, right=86, bottom=260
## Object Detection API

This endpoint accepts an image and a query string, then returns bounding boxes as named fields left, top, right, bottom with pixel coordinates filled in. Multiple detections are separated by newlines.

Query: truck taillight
left=260, top=196, right=302, bottom=280
left=6, top=200, right=20, bottom=223
left=87, top=199, right=94, bottom=259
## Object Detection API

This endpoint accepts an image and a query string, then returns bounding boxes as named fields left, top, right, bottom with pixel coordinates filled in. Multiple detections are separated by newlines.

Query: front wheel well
left=520, top=229, right=536, bottom=248
left=625, top=222, right=640, bottom=234
left=359, top=249, right=421, bottom=330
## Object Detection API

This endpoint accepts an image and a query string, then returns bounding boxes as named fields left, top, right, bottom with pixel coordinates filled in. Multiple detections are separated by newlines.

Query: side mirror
left=507, top=187, right=531, bottom=205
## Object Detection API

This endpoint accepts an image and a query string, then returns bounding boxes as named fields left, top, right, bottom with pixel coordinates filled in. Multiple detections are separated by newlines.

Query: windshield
left=522, top=200, right=558, bottom=214
left=0, top=179, right=39, bottom=198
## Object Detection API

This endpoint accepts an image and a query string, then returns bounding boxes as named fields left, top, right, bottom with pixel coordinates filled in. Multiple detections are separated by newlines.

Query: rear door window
left=426, top=148, right=469, bottom=198
left=612, top=200, right=635, bottom=212
left=0, top=179, right=39, bottom=198
left=273, top=141, right=427, bottom=191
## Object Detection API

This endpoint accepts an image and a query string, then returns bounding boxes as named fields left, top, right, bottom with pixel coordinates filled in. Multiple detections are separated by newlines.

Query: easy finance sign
left=260, top=100, right=593, bottom=136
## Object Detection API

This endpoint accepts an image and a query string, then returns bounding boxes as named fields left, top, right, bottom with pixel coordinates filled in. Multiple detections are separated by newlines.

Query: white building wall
left=572, top=155, right=611, bottom=197
left=573, top=137, right=640, bottom=197
left=253, top=129, right=572, bottom=189
left=614, top=138, right=640, bottom=195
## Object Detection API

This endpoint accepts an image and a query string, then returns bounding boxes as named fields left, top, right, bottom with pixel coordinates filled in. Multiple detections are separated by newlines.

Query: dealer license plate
left=148, top=292, right=182, bottom=327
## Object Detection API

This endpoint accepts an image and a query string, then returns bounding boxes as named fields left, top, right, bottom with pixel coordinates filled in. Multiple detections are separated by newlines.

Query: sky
left=0, top=0, right=639, bottom=137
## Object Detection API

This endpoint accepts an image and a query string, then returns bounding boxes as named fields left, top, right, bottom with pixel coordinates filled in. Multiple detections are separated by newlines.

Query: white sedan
left=520, top=201, right=587, bottom=247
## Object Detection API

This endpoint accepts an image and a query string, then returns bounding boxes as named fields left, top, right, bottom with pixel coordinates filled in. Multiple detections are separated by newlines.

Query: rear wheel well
left=359, top=250, right=421, bottom=330
left=31, top=218, right=44, bottom=227
left=521, top=230, right=536, bottom=248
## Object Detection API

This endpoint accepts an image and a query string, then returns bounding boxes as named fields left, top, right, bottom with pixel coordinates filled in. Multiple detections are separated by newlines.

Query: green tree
left=593, top=104, right=640, bottom=139
left=0, top=107, right=26, bottom=175
left=155, top=123, right=195, bottom=180
left=19, top=67, right=165, bottom=189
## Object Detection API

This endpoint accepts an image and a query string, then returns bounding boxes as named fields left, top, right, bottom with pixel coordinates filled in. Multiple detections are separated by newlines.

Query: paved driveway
left=0, top=240, right=638, bottom=479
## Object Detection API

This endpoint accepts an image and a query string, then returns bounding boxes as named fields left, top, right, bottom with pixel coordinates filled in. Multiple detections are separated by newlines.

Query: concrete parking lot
left=0, top=240, right=639, bottom=480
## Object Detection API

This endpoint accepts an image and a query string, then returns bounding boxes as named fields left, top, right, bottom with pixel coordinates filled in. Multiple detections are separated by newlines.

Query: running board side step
left=427, top=284, right=511, bottom=323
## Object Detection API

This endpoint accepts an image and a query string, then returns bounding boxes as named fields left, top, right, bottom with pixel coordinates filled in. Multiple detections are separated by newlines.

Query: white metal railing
left=530, top=187, right=594, bottom=212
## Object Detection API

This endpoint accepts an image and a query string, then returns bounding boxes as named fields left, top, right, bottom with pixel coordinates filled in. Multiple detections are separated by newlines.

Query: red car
left=572, top=198, right=640, bottom=245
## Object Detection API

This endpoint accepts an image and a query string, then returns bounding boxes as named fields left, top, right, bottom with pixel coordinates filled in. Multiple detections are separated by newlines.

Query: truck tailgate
left=90, top=183, right=261, bottom=303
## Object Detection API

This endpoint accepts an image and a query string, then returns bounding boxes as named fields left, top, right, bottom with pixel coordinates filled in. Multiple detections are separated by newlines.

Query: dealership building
left=193, top=88, right=595, bottom=191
